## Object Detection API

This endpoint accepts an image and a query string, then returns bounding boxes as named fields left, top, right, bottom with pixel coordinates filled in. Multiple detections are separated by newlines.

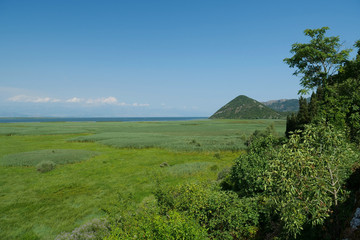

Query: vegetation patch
left=0, top=149, right=99, bottom=167
left=36, top=161, right=56, bottom=173
left=71, top=133, right=247, bottom=152
left=0, top=119, right=283, bottom=239
left=210, top=95, right=282, bottom=119
left=55, top=218, right=110, bottom=240
left=166, top=162, right=214, bottom=176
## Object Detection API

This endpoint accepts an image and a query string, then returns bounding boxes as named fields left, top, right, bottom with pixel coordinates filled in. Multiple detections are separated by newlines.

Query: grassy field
left=0, top=119, right=285, bottom=239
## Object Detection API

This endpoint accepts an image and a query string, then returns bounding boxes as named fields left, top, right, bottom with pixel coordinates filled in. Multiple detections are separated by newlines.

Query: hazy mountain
left=262, top=99, right=299, bottom=112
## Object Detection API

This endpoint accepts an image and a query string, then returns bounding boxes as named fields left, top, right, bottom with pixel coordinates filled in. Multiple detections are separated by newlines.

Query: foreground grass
left=0, top=119, right=285, bottom=239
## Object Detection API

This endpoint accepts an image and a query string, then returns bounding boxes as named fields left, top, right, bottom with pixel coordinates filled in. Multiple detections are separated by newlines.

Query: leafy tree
left=265, top=122, right=358, bottom=237
left=308, top=92, right=319, bottom=119
left=312, top=39, right=360, bottom=143
left=335, top=40, right=360, bottom=142
left=285, top=96, right=312, bottom=137
left=284, top=27, right=351, bottom=95
left=297, top=96, right=310, bottom=128
left=229, top=134, right=279, bottom=197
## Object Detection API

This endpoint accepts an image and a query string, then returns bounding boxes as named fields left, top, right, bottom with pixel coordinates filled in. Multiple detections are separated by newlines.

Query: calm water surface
left=0, top=117, right=207, bottom=123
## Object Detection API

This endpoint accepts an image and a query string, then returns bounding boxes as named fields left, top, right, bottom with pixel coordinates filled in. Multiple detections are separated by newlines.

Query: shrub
left=104, top=194, right=207, bottom=240
left=266, top=122, right=359, bottom=237
left=55, top=218, right=110, bottom=240
left=155, top=182, right=260, bottom=239
left=210, top=164, right=219, bottom=171
left=213, top=152, right=221, bottom=159
left=159, top=162, right=169, bottom=167
left=228, top=135, right=279, bottom=196
left=217, top=167, right=231, bottom=181
left=36, top=161, right=56, bottom=173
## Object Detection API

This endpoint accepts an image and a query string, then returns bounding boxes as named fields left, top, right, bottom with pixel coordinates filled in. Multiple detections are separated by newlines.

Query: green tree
left=314, top=40, right=360, bottom=143
left=265, top=122, right=358, bottom=237
left=336, top=40, right=360, bottom=142
left=229, top=134, right=279, bottom=197
left=284, top=27, right=351, bottom=95
left=285, top=96, right=311, bottom=137
left=285, top=113, right=297, bottom=138
left=297, top=96, right=310, bottom=128
left=308, top=92, right=318, bottom=119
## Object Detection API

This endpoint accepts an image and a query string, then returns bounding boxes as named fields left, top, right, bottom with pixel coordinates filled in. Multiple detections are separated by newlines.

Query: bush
left=266, top=122, right=359, bottom=237
left=213, top=153, right=221, bottom=159
left=104, top=194, right=207, bottom=240
left=159, top=162, right=169, bottom=167
left=227, top=135, right=279, bottom=196
left=55, top=218, right=110, bottom=240
left=155, top=182, right=260, bottom=239
left=36, top=161, right=56, bottom=173
left=217, top=167, right=231, bottom=181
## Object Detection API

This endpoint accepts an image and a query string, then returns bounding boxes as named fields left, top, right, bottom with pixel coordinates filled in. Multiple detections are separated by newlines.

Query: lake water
left=0, top=117, right=208, bottom=123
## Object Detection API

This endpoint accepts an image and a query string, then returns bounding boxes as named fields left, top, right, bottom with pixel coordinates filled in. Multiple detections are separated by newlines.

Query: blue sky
left=1, top=0, right=359, bottom=117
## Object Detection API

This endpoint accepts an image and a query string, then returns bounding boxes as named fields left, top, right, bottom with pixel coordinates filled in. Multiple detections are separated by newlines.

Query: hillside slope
left=262, top=99, right=299, bottom=112
left=210, top=95, right=282, bottom=119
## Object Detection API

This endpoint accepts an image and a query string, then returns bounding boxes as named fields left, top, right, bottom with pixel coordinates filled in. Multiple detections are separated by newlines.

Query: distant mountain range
left=262, top=99, right=299, bottom=112
left=210, top=95, right=299, bottom=119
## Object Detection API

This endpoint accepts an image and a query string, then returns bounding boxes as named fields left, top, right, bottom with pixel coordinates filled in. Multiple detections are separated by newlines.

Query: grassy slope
left=263, top=98, right=299, bottom=112
left=210, top=95, right=282, bottom=119
left=0, top=119, right=285, bottom=239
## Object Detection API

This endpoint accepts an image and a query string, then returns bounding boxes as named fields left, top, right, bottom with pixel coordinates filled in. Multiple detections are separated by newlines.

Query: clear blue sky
left=1, top=0, right=359, bottom=117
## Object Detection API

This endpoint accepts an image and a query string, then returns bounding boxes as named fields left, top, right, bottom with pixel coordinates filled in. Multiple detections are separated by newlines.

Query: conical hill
left=209, top=95, right=282, bottom=119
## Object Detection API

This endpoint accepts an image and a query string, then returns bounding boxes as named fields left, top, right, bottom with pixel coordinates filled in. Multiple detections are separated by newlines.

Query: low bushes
left=36, top=160, right=56, bottom=173
left=0, top=149, right=98, bottom=167
left=55, top=218, right=110, bottom=240
left=105, top=183, right=260, bottom=239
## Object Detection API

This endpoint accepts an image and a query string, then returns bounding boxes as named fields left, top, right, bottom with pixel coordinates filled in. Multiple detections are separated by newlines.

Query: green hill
left=209, top=95, right=282, bottom=119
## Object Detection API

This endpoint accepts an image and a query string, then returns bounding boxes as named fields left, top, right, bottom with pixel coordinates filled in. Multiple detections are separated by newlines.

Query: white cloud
left=85, top=96, right=118, bottom=104
left=7, top=95, right=59, bottom=103
left=102, top=96, right=118, bottom=104
left=6, top=94, right=149, bottom=107
left=66, top=97, right=83, bottom=103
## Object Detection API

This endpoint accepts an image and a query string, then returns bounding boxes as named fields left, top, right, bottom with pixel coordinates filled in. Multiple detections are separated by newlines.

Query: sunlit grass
left=0, top=149, right=98, bottom=167
left=0, top=119, right=285, bottom=239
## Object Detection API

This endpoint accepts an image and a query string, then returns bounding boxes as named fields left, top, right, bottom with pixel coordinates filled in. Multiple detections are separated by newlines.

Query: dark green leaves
left=284, top=27, right=351, bottom=94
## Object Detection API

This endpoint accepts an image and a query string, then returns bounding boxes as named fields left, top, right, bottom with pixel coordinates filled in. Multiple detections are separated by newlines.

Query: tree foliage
left=103, top=29, right=360, bottom=240
left=266, top=122, right=358, bottom=237
left=104, top=193, right=208, bottom=240
left=155, top=182, right=260, bottom=239
left=228, top=134, right=279, bottom=197
left=284, top=27, right=351, bottom=94
left=284, top=28, right=360, bottom=143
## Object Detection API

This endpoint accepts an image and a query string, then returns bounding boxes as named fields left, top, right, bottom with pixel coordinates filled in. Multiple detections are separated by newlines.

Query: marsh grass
left=71, top=133, right=246, bottom=152
left=166, top=162, right=214, bottom=176
left=0, top=149, right=99, bottom=167
left=0, top=119, right=285, bottom=239
left=55, top=218, right=110, bottom=240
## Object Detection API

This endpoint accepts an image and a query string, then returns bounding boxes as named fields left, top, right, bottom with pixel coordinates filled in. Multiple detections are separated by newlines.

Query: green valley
left=0, top=119, right=285, bottom=239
